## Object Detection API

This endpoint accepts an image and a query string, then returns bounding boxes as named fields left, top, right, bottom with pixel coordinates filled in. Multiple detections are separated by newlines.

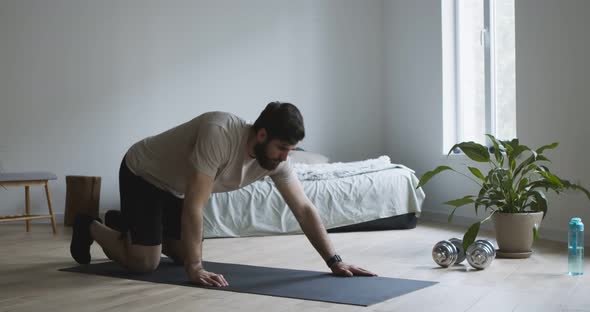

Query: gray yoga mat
left=60, top=259, right=437, bottom=306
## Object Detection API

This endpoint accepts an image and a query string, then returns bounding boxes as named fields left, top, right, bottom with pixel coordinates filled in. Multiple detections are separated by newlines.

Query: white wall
left=513, top=0, right=590, bottom=241
left=383, top=0, right=458, bottom=226
left=0, top=0, right=384, bottom=217
left=382, top=0, right=477, bottom=226
left=383, top=0, right=590, bottom=244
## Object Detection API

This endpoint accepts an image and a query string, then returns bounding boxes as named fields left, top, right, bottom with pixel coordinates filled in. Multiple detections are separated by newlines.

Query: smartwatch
left=326, top=254, right=342, bottom=268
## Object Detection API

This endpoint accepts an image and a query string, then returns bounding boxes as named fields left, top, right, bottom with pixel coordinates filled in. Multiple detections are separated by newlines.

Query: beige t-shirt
left=125, top=112, right=298, bottom=197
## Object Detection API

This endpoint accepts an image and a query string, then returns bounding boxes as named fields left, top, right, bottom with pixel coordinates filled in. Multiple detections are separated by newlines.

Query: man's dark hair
left=253, top=102, right=305, bottom=145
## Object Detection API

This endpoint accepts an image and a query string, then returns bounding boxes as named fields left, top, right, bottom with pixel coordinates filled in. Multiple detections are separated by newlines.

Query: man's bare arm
left=181, top=171, right=228, bottom=286
left=276, top=179, right=377, bottom=277
left=276, top=180, right=335, bottom=261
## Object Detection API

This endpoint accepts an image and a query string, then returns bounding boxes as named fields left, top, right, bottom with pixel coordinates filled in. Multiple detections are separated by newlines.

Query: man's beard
left=254, top=140, right=281, bottom=170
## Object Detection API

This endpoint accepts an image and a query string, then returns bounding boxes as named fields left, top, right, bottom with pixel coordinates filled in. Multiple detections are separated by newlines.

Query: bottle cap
left=570, top=217, right=583, bottom=230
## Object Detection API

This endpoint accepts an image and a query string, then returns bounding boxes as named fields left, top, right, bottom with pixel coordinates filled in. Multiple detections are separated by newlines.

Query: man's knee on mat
left=125, top=245, right=162, bottom=273
left=127, top=254, right=160, bottom=273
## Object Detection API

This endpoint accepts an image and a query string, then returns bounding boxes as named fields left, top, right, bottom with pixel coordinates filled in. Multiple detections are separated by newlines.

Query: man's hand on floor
left=188, top=266, right=229, bottom=287
left=330, top=262, right=378, bottom=277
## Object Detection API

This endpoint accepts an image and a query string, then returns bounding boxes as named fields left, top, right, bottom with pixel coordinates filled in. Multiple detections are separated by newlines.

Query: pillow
left=288, top=149, right=330, bottom=164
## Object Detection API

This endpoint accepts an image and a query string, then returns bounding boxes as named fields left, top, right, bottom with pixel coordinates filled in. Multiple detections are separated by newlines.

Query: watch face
left=327, top=254, right=342, bottom=267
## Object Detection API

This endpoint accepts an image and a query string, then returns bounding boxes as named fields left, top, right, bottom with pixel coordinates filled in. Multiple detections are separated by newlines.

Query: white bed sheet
left=203, top=161, right=425, bottom=238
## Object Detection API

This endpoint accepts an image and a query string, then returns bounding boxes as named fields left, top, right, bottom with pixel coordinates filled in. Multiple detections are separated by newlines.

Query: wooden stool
left=0, top=172, right=58, bottom=234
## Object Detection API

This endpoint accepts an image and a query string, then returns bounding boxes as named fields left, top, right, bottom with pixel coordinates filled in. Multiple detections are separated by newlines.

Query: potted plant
left=417, top=135, right=590, bottom=258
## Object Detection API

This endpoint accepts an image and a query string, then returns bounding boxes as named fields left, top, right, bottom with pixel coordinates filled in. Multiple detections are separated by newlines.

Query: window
left=442, top=0, right=516, bottom=153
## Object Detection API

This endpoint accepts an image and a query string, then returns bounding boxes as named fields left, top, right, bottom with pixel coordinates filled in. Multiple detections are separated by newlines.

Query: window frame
left=443, top=0, right=513, bottom=154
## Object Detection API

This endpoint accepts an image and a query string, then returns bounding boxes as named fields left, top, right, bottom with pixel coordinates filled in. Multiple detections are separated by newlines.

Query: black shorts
left=119, top=155, right=183, bottom=246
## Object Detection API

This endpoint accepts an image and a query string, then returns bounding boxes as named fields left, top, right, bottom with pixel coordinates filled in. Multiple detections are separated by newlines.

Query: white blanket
left=292, top=156, right=412, bottom=181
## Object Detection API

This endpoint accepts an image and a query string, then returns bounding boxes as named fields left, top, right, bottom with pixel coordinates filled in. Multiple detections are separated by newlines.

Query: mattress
left=203, top=157, right=425, bottom=238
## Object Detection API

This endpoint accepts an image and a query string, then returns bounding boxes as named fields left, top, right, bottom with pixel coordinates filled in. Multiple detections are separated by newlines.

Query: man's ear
left=256, top=128, right=268, bottom=143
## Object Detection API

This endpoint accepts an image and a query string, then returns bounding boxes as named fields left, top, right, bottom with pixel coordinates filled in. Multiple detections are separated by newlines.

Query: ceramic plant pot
left=493, top=211, right=544, bottom=258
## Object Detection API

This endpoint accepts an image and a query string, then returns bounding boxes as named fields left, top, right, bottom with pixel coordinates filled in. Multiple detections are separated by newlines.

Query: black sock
left=70, top=214, right=101, bottom=265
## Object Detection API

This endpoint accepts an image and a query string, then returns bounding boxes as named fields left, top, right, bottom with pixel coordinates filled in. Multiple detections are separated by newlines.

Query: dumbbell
left=432, top=238, right=495, bottom=269
left=432, top=238, right=466, bottom=267
left=466, top=240, right=496, bottom=270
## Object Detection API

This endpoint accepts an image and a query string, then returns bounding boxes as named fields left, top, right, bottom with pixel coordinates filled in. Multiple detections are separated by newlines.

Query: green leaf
left=468, top=167, right=485, bottom=181
left=449, top=142, right=490, bottom=162
left=475, top=186, right=490, bottom=214
left=448, top=207, right=458, bottom=223
left=529, top=190, right=548, bottom=219
left=444, top=196, right=475, bottom=207
left=511, top=145, right=530, bottom=161
left=485, top=134, right=498, bottom=144
left=500, top=139, right=515, bottom=154
left=462, top=222, right=481, bottom=251
left=521, top=164, right=538, bottom=177
left=501, top=138, right=518, bottom=159
left=517, top=177, right=529, bottom=193
left=539, top=171, right=564, bottom=188
left=526, top=180, right=555, bottom=192
left=536, top=142, right=559, bottom=154
left=501, top=138, right=519, bottom=149
left=561, top=179, right=590, bottom=201
left=416, top=166, right=453, bottom=189
left=486, top=134, right=503, bottom=164
left=533, top=224, right=539, bottom=241
left=514, top=151, right=538, bottom=177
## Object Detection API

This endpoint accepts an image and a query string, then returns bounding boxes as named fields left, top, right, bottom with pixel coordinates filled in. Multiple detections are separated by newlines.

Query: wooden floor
left=1, top=220, right=588, bottom=312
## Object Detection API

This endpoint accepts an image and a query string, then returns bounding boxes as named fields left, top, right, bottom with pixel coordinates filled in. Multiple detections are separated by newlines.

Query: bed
left=202, top=155, right=425, bottom=238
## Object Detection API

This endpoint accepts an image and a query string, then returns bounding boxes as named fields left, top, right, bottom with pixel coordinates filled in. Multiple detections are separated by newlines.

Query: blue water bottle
left=568, top=217, right=584, bottom=276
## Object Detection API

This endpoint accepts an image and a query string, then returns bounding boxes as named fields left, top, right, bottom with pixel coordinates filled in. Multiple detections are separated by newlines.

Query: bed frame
left=327, top=213, right=417, bottom=233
